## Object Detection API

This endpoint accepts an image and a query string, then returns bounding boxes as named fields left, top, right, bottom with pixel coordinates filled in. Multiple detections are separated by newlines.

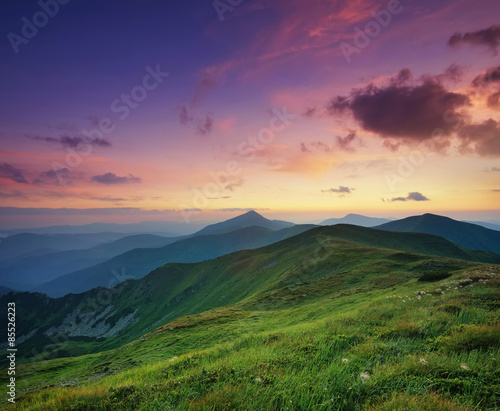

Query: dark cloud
left=25, top=134, right=111, bottom=149
left=390, top=192, right=430, bottom=202
left=485, top=166, right=500, bottom=172
left=0, top=163, right=29, bottom=184
left=322, top=186, right=355, bottom=197
left=458, top=119, right=500, bottom=156
left=34, top=168, right=81, bottom=186
left=438, top=64, right=464, bottom=83
left=178, top=105, right=194, bottom=125
left=90, top=172, right=142, bottom=185
left=327, top=69, right=470, bottom=141
left=448, top=24, right=500, bottom=54
left=197, top=114, right=214, bottom=135
left=471, top=66, right=500, bottom=87
left=471, top=66, right=500, bottom=109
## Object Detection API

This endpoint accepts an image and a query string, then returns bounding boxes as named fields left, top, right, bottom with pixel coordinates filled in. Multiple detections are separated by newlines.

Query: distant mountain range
left=376, top=213, right=500, bottom=254
left=320, top=213, right=392, bottom=227
left=37, top=224, right=315, bottom=298
left=0, top=234, right=180, bottom=291
left=0, top=220, right=202, bottom=236
left=0, top=232, right=128, bottom=261
left=2, top=211, right=500, bottom=300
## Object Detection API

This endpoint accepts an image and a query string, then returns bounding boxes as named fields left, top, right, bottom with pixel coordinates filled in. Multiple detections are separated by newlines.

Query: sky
left=0, top=0, right=499, bottom=229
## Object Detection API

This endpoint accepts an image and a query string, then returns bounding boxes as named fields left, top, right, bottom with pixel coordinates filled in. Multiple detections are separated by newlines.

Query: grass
left=3, top=264, right=499, bottom=410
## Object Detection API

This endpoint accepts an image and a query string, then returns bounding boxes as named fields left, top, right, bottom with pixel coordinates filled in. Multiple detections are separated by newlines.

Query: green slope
left=3, top=250, right=499, bottom=409
left=3, top=224, right=498, bottom=369
left=376, top=213, right=500, bottom=254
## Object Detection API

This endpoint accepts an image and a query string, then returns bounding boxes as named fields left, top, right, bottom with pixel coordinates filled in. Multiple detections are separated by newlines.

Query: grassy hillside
left=3, top=262, right=498, bottom=409
left=3, top=225, right=499, bottom=368
left=376, top=214, right=500, bottom=254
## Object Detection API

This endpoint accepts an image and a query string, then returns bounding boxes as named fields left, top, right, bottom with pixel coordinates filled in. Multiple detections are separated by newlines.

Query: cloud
left=0, top=190, right=28, bottom=199
left=471, top=66, right=500, bottom=87
left=33, top=168, right=83, bottom=186
left=300, top=131, right=360, bottom=154
left=487, top=91, right=500, bottom=109
left=336, top=130, right=359, bottom=152
left=206, top=196, right=232, bottom=200
left=178, top=105, right=194, bottom=125
left=389, top=192, right=430, bottom=202
left=302, top=106, right=318, bottom=118
left=25, top=134, right=111, bottom=149
left=437, top=64, right=464, bottom=83
left=448, top=24, right=500, bottom=54
left=322, top=186, right=355, bottom=197
left=300, top=141, right=331, bottom=153
left=192, top=70, right=217, bottom=107
left=216, top=208, right=269, bottom=213
left=485, top=166, right=500, bottom=172
left=90, top=172, right=142, bottom=185
left=0, top=207, right=181, bottom=216
left=471, top=66, right=500, bottom=109
left=327, top=68, right=470, bottom=141
left=89, top=196, right=127, bottom=202
left=0, top=163, right=29, bottom=184
left=457, top=119, right=500, bottom=156
left=197, top=114, right=214, bottom=135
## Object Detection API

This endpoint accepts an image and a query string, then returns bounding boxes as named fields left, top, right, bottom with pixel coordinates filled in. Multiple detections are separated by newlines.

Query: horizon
left=1, top=1, right=500, bottom=229
left=2, top=208, right=500, bottom=232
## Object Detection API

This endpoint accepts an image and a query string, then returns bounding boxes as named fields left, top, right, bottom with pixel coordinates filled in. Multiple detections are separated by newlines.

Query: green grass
left=4, top=224, right=496, bottom=370
left=3, top=265, right=499, bottom=410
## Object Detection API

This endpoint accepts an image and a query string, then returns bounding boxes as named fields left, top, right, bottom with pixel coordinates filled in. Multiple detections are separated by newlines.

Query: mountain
left=320, top=213, right=392, bottom=227
left=194, top=210, right=294, bottom=236
left=36, top=224, right=316, bottom=297
left=0, top=286, right=14, bottom=296
left=376, top=213, right=500, bottom=254
left=0, top=232, right=128, bottom=262
left=0, top=234, right=179, bottom=291
left=464, top=220, right=500, bottom=231
left=2, top=223, right=497, bottom=369
left=1, top=220, right=202, bottom=236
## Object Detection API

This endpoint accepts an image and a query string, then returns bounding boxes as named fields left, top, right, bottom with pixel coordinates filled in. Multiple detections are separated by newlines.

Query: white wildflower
left=360, top=372, right=370, bottom=381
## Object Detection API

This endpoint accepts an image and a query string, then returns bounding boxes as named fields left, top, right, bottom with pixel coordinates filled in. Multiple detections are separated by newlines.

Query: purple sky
left=1, top=0, right=499, bottom=228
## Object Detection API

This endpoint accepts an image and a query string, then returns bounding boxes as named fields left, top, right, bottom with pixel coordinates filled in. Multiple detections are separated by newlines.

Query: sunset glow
left=1, top=0, right=499, bottom=228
